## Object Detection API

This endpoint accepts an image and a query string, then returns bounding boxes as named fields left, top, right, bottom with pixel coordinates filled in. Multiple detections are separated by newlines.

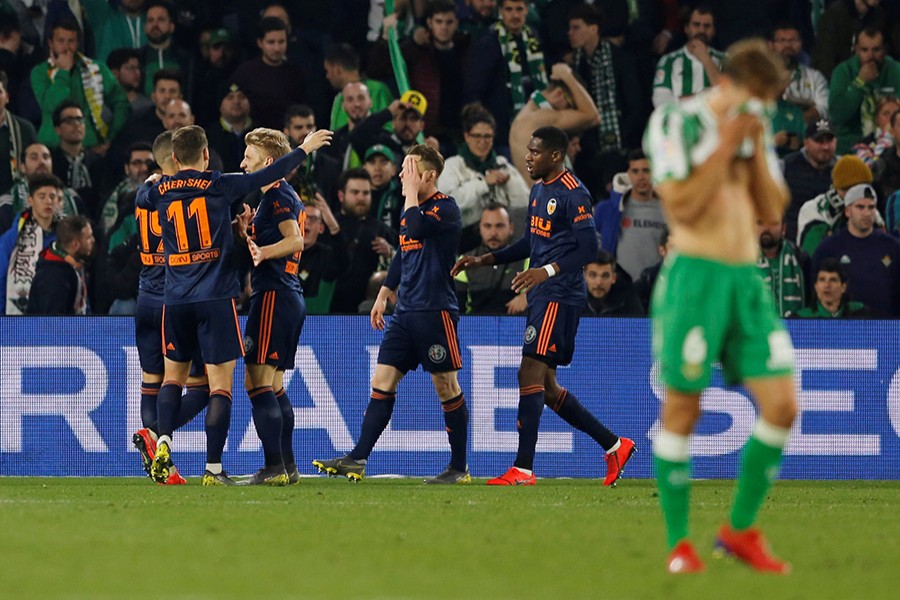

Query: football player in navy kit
left=313, top=145, right=470, bottom=484
left=453, top=126, right=636, bottom=486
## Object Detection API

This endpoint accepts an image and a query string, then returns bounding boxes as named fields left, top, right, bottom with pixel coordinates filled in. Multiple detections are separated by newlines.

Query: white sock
left=752, top=419, right=790, bottom=448
left=653, top=430, right=690, bottom=462
left=206, top=463, right=222, bottom=475
left=606, top=439, right=622, bottom=454
left=157, top=435, right=172, bottom=449
left=514, top=467, right=533, bottom=475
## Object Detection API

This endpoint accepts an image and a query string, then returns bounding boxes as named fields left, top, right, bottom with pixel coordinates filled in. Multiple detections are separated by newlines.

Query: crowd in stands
left=2, top=0, right=900, bottom=318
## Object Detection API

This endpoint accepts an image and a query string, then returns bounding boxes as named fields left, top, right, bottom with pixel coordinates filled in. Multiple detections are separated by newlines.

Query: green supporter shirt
left=643, top=91, right=783, bottom=189
left=793, top=300, right=866, bottom=318
left=828, top=54, right=900, bottom=154
left=652, top=46, right=726, bottom=107
left=771, top=99, right=806, bottom=158
left=330, top=79, right=395, bottom=131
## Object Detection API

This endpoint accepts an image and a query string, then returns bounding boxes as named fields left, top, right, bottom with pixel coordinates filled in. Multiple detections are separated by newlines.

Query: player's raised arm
left=219, top=129, right=333, bottom=197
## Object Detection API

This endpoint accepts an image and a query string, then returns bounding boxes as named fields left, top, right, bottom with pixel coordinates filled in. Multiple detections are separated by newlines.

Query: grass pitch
left=0, top=478, right=896, bottom=599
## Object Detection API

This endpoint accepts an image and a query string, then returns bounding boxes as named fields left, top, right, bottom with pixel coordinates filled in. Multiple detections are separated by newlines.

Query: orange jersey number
left=135, top=207, right=163, bottom=253
left=166, top=197, right=212, bottom=252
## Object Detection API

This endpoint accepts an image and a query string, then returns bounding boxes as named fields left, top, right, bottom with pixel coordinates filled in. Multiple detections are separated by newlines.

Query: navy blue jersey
left=136, top=147, right=309, bottom=304
left=248, top=179, right=304, bottom=292
left=528, top=170, right=595, bottom=306
left=134, top=195, right=165, bottom=306
left=394, top=192, right=461, bottom=313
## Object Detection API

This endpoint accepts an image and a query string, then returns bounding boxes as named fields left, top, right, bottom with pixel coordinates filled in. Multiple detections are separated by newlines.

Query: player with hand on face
left=314, top=145, right=468, bottom=484
left=452, top=126, right=636, bottom=487
left=236, top=127, right=308, bottom=486
left=644, top=39, right=797, bottom=574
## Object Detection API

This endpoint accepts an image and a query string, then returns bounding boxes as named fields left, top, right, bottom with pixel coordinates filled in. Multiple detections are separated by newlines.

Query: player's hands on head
left=300, top=129, right=333, bottom=154
left=721, top=113, right=763, bottom=151
left=511, top=267, right=550, bottom=294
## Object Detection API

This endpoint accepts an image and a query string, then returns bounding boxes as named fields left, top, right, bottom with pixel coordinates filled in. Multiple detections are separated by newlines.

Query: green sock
left=730, top=434, right=785, bottom=531
left=655, top=455, right=691, bottom=549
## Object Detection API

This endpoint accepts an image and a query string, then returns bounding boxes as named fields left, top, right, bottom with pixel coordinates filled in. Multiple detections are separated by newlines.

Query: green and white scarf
left=492, top=21, right=547, bottom=112
left=48, top=53, right=108, bottom=141
left=6, top=210, right=46, bottom=315
left=757, top=242, right=804, bottom=317
left=575, top=41, right=621, bottom=152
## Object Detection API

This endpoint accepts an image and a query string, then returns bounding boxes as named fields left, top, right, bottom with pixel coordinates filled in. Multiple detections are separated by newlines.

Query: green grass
left=0, top=478, right=897, bottom=599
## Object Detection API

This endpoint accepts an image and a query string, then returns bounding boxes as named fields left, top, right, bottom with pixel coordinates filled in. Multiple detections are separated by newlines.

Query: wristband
left=543, top=264, right=557, bottom=278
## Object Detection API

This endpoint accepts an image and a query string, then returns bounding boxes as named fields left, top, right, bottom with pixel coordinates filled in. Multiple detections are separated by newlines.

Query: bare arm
left=546, top=63, right=601, bottom=132
left=248, top=219, right=303, bottom=266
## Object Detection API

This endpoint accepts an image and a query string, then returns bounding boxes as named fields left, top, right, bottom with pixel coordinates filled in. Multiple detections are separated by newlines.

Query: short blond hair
left=152, top=130, right=174, bottom=171
left=244, top=127, right=292, bottom=160
left=724, top=38, right=789, bottom=98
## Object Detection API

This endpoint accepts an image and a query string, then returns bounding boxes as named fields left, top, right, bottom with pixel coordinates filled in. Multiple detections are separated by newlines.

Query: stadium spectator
left=230, top=16, right=305, bottom=130
left=583, top=250, right=643, bottom=317
left=633, top=227, right=670, bottom=314
left=106, top=48, right=152, bottom=114
left=652, top=5, right=725, bottom=108
left=283, top=104, right=340, bottom=208
left=349, top=92, right=440, bottom=169
left=812, top=0, right=899, bottom=79
left=458, top=0, right=498, bottom=37
left=325, top=81, right=374, bottom=171
left=771, top=79, right=806, bottom=158
left=878, top=110, right=900, bottom=202
left=31, top=17, right=130, bottom=152
left=330, top=168, right=397, bottom=313
left=205, top=82, right=252, bottom=173
left=191, top=27, right=239, bottom=128
left=97, top=0, right=147, bottom=62
left=828, top=27, right=900, bottom=155
left=296, top=196, right=349, bottom=315
left=50, top=100, right=106, bottom=216
left=567, top=4, right=642, bottom=194
left=107, top=68, right=181, bottom=171
left=464, top=0, right=549, bottom=153
left=594, top=149, right=666, bottom=281
left=0, top=11, right=36, bottom=111
left=769, top=22, right=828, bottom=123
left=0, top=173, right=64, bottom=314
left=161, top=98, right=223, bottom=171
left=508, top=63, right=600, bottom=184
left=782, top=118, right=837, bottom=243
left=792, top=258, right=871, bottom=318
left=99, top=142, right=153, bottom=234
left=324, top=43, right=393, bottom=132
left=138, top=0, right=192, bottom=97
left=454, top=203, right=527, bottom=314
left=0, top=70, right=36, bottom=199
left=438, top=103, right=529, bottom=252
left=26, top=213, right=94, bottom=315
left=756, top=215, right=807, bottom=318
left=813, top=183, right=900, bottom=316
left=798, top=155, right=873, bottom=255
left=369, top=0, right=470, bottom=140
left=851, top=95, right=899, bottom=172
left=363, top=144, right=403, bottom=232
left=0, top=142, right=81, bottom=232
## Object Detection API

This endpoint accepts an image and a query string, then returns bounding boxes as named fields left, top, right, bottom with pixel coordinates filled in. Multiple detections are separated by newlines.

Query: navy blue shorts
left=162, top=298, right=244, bottom=365
left=244, top=289, right=305, bottom=369
left=135, top=297, right=205, bottom=376
left=377, top=310, right=462, bottom=374
left=522, top=299, right=582, bottom=368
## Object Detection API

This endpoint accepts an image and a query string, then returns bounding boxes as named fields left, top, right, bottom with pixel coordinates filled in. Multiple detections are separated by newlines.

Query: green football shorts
left=650, top=253, right=794, bottom=393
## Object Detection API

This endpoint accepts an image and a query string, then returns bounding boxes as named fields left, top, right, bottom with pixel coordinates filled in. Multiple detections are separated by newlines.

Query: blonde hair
left=244, top=127, right=292, bottom=160
left=724, top=38, right=789, bottom=97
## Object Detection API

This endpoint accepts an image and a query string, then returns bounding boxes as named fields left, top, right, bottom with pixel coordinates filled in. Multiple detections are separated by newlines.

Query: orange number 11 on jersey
left=166, top=197, right=212, bottom=251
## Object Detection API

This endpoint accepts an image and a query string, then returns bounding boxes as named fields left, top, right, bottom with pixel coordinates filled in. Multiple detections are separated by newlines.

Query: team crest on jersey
left=428, top=344, right=447, bottom=363
left=547, top=198, right=557, bottom=215
left=524, top=326, right=537, bottom=344
left=243, top=336, right=255, bottom=354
